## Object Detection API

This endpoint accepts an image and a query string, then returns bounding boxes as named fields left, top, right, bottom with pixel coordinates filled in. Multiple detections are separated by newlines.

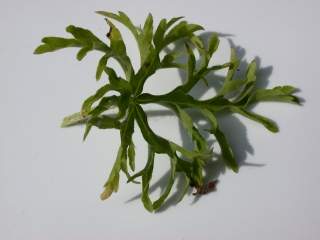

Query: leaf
left=208, top=33, right=220, bottom=57
left=158, top=21, right=204, bottom=50
left=34, top=37, right=81, bottom=54
left=128, top=141, right=136, bottom=171
left=185, top=43, right=196, bottom=85
left=103, top=19, right=134, bottom=80
left=89, top=115, right=121, bottom=129
left=218, top=79, right=246, bottom=96
left=139, top=13, right=154, bottom=64
left=141, top=146, right=155, bottom=212
left=235, top=60, right=257, bottom=102
left=101, top=109, right=134, bottom=197
left=248, top=85, right=300, bottom=105
left=120, top=148, right=130, bottom=180
left=166, top=16, right=185, bottom=29
left=201, top=109, right=239, bottom=172
left=81, top=84, right=114, bottom=116
left=104, top=67, right=131, bottom=92
left=105, top=19, right=127, bottom=56
left=82, top=114, right=121, bottom=141
left=160, top=52, right=184, bottom=68
left=76, top=46, right=91, bottom=61
left=184, top=62, right=232, bottom=92
left=100, top=146, right=124, bottom=200
left=83, top=123, right=92, bottom=141
left=152, top=154, right=177, bottom=210
left=131, top=50, right=160, bottom=95
left=153, top=18, right=167, bottom=48
left=190, top=35, right=208, bottom=69
left=176, top=173, right=190, bottom=203
left=135, top=104, right=172, bottom=155
left=191, top=157, right=204, bottom=187
left=66, top=25, right=109, bottom=52
left=88, top=95, right=119, bottom=117
left=116, top=94, right=131, bottom=119
left=137, top=88, right=200, bottom=108
left=217, top=48, right=240, bottom=95
left=230, top=106, right=279, bottom=133
left=96, top=11, right=139, bottom=42
left=170, top=104, right=208, bottom=153
left=81, top=78, right=130, bottom=117
left=127, top=168, right=144, bottom=183
left=153, top=16, right=184, bottom=49
left=96, top=53, right=112, bottom=80
left=120, top=107, right=135, bottom=148
left=225, top=48, right=240, bottom=82
left=97, top=11, right=153, bottom=66
left=61, top=112, right=89, bottom=128
left=138, top=88, right=231, bottom=113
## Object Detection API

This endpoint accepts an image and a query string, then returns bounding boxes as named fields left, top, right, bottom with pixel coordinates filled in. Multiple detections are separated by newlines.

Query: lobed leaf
left=153, top=16, right=184, bottom=49
left=157, top=21, right=204, bottom=50
left=248, top=85, right=300, bottom=105
left=66, top=25, right=109, bottom=53
left=35, top=11, right=301, bottom=212
left=34, top=37, right=81, bottom=54
left=234, top=60, right=257, bottom=102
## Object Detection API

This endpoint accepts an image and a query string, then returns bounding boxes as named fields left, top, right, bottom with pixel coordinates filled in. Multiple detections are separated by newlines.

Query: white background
left=1, top=0, right=319, bottom=239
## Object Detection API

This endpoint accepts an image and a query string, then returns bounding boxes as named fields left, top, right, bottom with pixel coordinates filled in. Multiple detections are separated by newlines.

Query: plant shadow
left=126, top=32, right=272, bottom=212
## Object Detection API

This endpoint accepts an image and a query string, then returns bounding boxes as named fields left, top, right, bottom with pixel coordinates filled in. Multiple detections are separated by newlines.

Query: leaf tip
left=65, top=25, right=75, bottom=33
left=232, top=166, right=239, bottom=173
left=33, top=48, right=41, bottom=54
left=33, top=45, right=47, bottom=54
left=100, top=186, right=113, bottom=200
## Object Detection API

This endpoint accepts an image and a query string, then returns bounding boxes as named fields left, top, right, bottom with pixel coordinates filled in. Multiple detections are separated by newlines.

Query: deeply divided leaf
left=34, top=11, right=301, bottom=212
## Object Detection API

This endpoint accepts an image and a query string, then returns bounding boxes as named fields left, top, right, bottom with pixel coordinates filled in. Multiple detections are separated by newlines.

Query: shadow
left=160, top=33, right=270, bottom=210
left=125, top=32, right=272, bottom=212
left=126, top=171, right=171, bottom=203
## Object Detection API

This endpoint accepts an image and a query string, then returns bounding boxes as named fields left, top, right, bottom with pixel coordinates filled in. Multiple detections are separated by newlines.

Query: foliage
left=34, top=11, right=300, bottom=212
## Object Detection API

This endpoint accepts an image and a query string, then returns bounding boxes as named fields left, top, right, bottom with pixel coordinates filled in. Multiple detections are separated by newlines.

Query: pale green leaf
left=61, top=112, right=89, bottom=128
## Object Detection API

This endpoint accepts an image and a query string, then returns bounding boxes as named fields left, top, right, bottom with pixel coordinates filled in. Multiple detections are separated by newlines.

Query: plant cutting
left=34, top=11, right=300, bottom=212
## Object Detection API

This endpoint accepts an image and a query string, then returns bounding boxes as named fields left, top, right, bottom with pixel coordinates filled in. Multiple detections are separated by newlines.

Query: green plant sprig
left=34, top=11, right=300, bottom=212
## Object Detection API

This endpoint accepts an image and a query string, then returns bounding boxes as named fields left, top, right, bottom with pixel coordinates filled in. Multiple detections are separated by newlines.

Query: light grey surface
left=1, top=0, right=319, bottom=239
